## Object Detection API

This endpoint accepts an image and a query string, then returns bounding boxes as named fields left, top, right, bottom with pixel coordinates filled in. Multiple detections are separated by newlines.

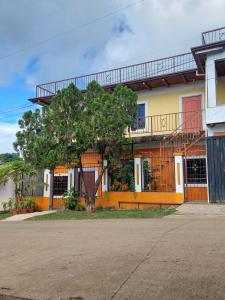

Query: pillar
left=206, top=56, right=217, bottom=108
left=134, top=158, right=142, bottom=192
left=68, top=168, right=75, bottom=191
left=43, top=169, right=50, bottom=197
left=102, top=160, right=108, bottom=192
left=174, top=154, right=184, bottom=195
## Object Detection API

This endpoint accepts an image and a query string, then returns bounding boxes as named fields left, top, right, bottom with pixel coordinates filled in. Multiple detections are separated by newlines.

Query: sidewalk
left=174, top=202, right=225, bottom=216
left=1, top=210, right=56, bottom=222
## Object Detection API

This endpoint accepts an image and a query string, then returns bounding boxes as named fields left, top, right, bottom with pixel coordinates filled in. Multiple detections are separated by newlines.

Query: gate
left=183, top=144, right=208, bottom=202
left=207, top=136, right=225, bottom=203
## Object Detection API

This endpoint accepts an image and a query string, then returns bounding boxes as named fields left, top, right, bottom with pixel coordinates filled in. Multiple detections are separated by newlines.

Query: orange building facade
left=31, top=26, right=225, bottom=209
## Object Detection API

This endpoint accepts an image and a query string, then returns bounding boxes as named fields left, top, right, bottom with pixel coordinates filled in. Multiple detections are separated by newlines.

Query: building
left=30, top=26, right=225, bottom=210
left=0, top=179, right=15, bottom=211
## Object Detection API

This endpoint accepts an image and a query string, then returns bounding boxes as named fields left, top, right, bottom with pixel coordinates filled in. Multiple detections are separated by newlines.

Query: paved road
left=1, top=216, right=225, bottom=300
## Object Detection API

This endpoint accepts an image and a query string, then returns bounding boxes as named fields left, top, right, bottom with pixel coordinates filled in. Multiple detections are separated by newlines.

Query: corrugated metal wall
left=207, top=136, right=225, bottom=203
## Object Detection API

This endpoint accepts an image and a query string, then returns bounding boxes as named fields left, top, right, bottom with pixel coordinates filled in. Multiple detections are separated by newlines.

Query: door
left=79, top=171, right=96, bottom=197
left=207, top=136, right=225, bottom=203
left=182, top=95, right=202, bottom=132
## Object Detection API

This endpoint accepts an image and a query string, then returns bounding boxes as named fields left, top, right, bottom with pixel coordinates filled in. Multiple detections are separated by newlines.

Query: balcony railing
left=36, top=52, right=196, bottom=98
left=202, top=26, right=225, bottom=45
left=129, top=110, right=205, bottom=136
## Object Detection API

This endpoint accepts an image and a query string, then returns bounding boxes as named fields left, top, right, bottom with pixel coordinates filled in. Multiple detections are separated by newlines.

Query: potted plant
left=22, top=197, right=36, bottom=213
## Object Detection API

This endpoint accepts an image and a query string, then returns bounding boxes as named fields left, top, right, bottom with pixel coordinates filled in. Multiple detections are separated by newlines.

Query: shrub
left=63, top=188, right=84, bottom=211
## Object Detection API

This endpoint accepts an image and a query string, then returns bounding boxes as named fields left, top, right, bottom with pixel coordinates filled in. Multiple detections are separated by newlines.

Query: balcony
left=202, top=26, right=225, bottom=45
left=129, top=110, right=205, bottom=137
left=34, top=52, right=197, bottom=101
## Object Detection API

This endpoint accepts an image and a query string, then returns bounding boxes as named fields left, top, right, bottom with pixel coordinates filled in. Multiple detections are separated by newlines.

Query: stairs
left=136, top=112, right=206, bottom=192
left=158, top=119, right=206, bottom=190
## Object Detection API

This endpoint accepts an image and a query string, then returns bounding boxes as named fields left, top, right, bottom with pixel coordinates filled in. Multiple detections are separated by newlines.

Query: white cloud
left=0, top=122, right=18, bottom=153
left=0, top=0, right=225, bottom=89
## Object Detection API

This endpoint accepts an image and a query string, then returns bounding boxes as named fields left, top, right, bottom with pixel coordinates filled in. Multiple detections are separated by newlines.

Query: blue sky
left=0, top=0, right=225, bottom=153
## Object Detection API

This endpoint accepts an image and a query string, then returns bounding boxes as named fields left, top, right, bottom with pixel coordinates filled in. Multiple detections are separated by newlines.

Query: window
left=53, top=176, right=68, bottom=196
left=132, top=103, right=146, bottom=130
left=186, top=158, right=207, bottom=184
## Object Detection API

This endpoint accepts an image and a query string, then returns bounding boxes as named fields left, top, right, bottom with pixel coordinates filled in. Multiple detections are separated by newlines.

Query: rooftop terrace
left=31, top=26, right=225, bottom=104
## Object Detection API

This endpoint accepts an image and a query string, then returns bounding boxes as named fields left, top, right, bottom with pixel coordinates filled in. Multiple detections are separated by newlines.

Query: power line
left=0, top=0, right=146, bottom=61
left=0, top=104, right=34, bottom=115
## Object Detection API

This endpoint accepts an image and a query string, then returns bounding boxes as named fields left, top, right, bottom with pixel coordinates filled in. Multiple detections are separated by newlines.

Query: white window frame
left=184, top=155, right=208, bottom=187
left=53, top=172, right=69, bottom=198
left=130, top=100, right=148, bottom=133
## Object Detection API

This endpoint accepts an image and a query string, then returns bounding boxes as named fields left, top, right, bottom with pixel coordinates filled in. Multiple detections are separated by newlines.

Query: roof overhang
left=29, top=69, right=204, bottom=106
left=192, top=40, right=225, bottom=73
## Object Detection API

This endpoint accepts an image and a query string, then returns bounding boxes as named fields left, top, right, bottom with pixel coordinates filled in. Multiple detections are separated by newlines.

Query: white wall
left=0, top=180, right=15, bottom=211
left=207, top=123, right=225, bottom=137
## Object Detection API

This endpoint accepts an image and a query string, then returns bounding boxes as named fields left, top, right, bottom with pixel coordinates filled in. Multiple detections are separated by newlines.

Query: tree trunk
left=79, top=157, right=107, bottom=212
left=49, top=168, right=54, bottom=210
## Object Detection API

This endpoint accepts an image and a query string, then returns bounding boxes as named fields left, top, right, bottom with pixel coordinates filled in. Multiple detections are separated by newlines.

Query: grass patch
left=0, top=211, right=10, bottom=220
left=30, top=208, right=176, bottom=221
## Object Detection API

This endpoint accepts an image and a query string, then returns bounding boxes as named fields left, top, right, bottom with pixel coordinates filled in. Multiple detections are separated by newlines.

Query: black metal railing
left=36, top=52, right=196, bottom=98
left=202, top=26, right=225, bottom=45
left=130, top=110, right=205, bottom=135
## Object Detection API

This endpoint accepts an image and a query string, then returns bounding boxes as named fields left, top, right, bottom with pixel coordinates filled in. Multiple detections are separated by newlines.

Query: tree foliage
left=0, top=153, right=20, bottom=163
left=14, top=81, right=137, bottom=211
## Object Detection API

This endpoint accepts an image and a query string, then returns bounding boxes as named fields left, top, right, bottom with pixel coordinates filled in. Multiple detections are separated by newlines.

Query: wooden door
left=182, top=95, right=202, bottom=132
left=80, top=171, right=95, bottom=197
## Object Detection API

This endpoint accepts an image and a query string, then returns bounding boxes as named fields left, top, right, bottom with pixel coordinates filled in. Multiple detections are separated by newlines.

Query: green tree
left=0, top=153, right=20, bottom=163
left=14, top=109, right=62, bottom=209
left=14, top=81, right=137, bottom=211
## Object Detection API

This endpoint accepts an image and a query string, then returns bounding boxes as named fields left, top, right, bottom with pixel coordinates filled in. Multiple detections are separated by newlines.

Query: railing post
left=150, top=116, right=153, bottom=135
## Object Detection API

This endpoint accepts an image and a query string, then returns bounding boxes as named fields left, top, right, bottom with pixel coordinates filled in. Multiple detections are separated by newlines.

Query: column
left=43, top=169, right=50, bottom=197
left=206, top=57, right=217, bottom=108
left=134, top=158, right=142, bottom=192
left=68, top=168, right=75, bottom=191
left=102, top=160, right=108, bottom=192
left=174, top=154, right=184, bottom=194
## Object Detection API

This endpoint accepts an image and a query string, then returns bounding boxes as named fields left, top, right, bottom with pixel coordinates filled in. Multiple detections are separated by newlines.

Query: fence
left=202, top=26, right=225, bottom=45
left=130, top=110, right=204, bottom=135
left=22, top=170, right=44, bottom=197
left=36, top=53, right=196, bottom=98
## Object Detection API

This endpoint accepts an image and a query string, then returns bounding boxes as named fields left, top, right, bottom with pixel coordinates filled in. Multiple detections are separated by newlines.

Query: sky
left=0, top=0, right=225, bottom=153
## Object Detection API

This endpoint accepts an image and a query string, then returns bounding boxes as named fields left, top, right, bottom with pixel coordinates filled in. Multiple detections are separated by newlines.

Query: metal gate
left=207, top=136, right=225, bottom=203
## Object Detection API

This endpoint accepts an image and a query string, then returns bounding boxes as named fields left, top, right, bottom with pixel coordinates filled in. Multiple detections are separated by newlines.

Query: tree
left=14, top=109, right=63, bottom=209
left=0, top=153, right=20, bottom=163
left=48, top=81, right=137, bottom=211
left=14, top=81, right=137, bottom=211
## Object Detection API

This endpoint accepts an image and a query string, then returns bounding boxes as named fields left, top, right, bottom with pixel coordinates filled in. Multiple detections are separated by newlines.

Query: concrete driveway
left=1, top=216, right=225, bottom=300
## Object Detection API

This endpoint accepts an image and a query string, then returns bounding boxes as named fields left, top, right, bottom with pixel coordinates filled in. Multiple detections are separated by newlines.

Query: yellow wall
left=127, top=84, right=205, bottom=138
left=138, top=85, right=205, bottom=116
left=216, top=81, right=225, bottom=106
